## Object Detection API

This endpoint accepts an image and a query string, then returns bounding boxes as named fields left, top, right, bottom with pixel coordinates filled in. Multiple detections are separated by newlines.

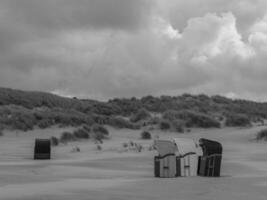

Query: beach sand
left=0, top=126, right=267, bottom=199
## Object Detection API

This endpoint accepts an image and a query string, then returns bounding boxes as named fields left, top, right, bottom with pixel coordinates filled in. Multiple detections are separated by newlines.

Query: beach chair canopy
left=154, top=139, right=176, bottom=156
left=199, top=138, right=222, bottom=156
left=173, top=138, right=197, bottom=156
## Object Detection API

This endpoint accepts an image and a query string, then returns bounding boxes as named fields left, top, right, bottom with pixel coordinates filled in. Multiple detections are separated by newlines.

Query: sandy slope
left=0, top=126, right=267, bottom=200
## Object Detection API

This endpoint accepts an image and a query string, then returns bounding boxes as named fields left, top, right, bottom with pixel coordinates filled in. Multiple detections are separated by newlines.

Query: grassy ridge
left=0, top=88, right=266, bottom=131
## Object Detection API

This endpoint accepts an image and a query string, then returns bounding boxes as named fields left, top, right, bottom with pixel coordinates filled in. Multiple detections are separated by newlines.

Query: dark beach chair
left=34, top=139, right=51, bottom=160
left=198, top=138, right=222, bottom=177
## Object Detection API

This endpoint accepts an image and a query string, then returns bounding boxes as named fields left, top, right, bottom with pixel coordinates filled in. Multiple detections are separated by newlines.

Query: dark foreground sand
left=0, top=126, right=267, bottom=200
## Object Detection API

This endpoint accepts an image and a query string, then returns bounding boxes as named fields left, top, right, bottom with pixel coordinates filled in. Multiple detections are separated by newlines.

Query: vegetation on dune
left=171, top=119, right=185, bottom=133
left=0, top=105, right=94, bottom=131
left=91, top=114, right=109, bottom=124
left=130, top=108, right=151, bottom=122
left=37, top=118, right=54, bottom=129
left=56, top=124, right=109, bottom=145
left=91, top=124, right=109, bottom=141
left=37, top=108, right=95, bottom=127
left=60, top=131, right=77, bottom=143
left=108, top=97, right=142, bottom=116
left=96, top=144, right=102, bottom=151
left=1, top=87, right=267, bottom=131
left=121, top=140, right=144, bottom=152
left=225, top=113, right=251, bottom=127
left=141, top=131, right=152, bottom=139
left=0, top=105, right=37, bottom=131
left=147, top=116, right=161, bottom=125
left=50, top=136, right=59, bottom=146
left=73, top=128, right=90, bottom=139
left=107, top=116, right=139, bottom=129
left=0, top=87, right=89, bottom=110
left=91, top=102, right=122, bottom=116
left=163, top=110, right=220, bottom=128
left=256, top=129, right=267, bottom=141
left=160, top=120, right=171, bottom=130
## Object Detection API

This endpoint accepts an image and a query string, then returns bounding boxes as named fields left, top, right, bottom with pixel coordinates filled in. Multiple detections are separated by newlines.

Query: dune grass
left=256, top=129, right=267, bottom=141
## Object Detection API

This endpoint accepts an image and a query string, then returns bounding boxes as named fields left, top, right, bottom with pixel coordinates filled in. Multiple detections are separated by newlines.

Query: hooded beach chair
left=154, top=139, right=176, bottom=178
left=173, top=138, right=198, bottom=176
left=198, top=138, right=222, bottom=177
left=34, top=139, right=51, bottom=160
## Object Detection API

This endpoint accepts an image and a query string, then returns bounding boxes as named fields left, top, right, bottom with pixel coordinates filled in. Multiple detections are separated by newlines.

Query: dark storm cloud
left=0, top=0, right=153, bottom=71
left=1, top=0, right=152, bottom=31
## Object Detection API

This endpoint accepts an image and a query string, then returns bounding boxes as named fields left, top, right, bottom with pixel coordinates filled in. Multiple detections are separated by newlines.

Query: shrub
left=73, top=128, right=90, bottom=139
left=160, top=120, right=171, bottom=130
left=256, top=129, right=267, bottom=141
left=83, top=125, right=91, bottom=132
left=96, top=144, right=102, bottom=151
left=60, top=131, right=76, bottom=143
left=218, top=116, right=224, bottom=121
left=92, top=124, right=109, bottom=135
left=92, top=114, right=109, bottom=124
left=163, top=110, right=220, bottom=128
left=141, top=131, right=151, bottom=139
left=135, top=143, right=143, bottom=152
left=172, top=120, right=185, bottom=133
left=180, top=111, right=220, bottom=128
left=186, top=114, right=220, bottom=128
left=122, top=142, right=128, bottom=148
left=38, top=119, right=54, bottom=129
left=148, top=117, right=161, bottom=125
left=130, top=109, right=151, bottom=122
left=108, top=117, right=138, bottom=129
left=92, top=124, right=109, bottom=141
left=50, top=136, right=59, bottom=146
left=0, top=109, right=37, bottom=131
left=71, top=146, right=81, bottom=152
left=92, top=103, right=122, bottom=116
left=21, top=113, right=37, bottom=130
left=13, top=121, right=29, bottom=132
left=42, top=108, right=95, bottom=127
left=129, top=140, right=134, bottom=147
left=162, top=110, right=179, bottom=121
left=225, top=113, right=251, bottom=127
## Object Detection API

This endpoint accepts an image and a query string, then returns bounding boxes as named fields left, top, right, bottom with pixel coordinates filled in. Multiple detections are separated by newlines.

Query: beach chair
left=173, top=138, right=198, bottom=176
left=198, top=138, right=222, bottom=177
left=34, top=139, right=51, bottom=160
left=154, top=140, right=176, bottom=178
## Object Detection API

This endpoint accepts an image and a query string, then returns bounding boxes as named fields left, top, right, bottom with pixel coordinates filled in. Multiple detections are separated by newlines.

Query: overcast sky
left=1, top=0, right=267, bottom=100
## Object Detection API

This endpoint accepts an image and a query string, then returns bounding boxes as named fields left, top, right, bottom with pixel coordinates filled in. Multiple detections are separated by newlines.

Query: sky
left=1, top=0, right=267, bottom=101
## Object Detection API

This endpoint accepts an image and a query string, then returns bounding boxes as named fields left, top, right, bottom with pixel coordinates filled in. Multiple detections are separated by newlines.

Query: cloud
left=156, top=0, right=267, bottom=37
left=1, top=1, right=267, bottom=100
left=179, top=12, right=255, bottom=62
